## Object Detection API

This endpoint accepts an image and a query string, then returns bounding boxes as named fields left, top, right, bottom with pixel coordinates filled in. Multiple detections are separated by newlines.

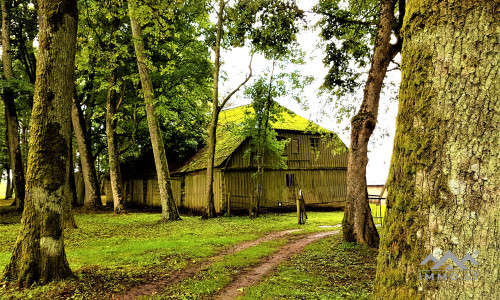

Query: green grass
left=0, top=210, right=344, bottom=299
left=0, top=205, right=383, bottom=299
left=241, top=233, right=378, bottom=300
left=156, top=239, right=288, bottom=300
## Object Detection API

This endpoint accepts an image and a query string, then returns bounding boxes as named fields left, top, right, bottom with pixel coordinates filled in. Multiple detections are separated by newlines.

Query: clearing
left=0, top=208, right=380, bottom=299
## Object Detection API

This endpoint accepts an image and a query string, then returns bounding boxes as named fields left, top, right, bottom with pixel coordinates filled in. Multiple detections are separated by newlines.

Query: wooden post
left=296, top=194, right=301, bottom=224
left=249, top=193, right=253, bottom=217
left=297, top=190, right=307, bottom=225
left=227, top=192, right=231, bottom=216
left=301, top=194, right=307, bottom=224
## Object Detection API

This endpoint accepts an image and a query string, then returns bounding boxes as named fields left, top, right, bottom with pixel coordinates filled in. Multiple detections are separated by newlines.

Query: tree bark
left=341, top=0, right=399, bottom=248
left=1, top=0, right=25, bottom=211
left=2, top=0, right=77, bottom=286
left=374, top=1, right=499, bottom=298
left=105, top=71, right=126, bottom=214
left=72, top=97, right=102, bottom=210
left=128, top=0, right=180, bottom=221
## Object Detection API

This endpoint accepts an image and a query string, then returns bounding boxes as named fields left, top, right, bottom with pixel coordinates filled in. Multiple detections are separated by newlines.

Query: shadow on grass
left=0, top=205, right=21, bottom=224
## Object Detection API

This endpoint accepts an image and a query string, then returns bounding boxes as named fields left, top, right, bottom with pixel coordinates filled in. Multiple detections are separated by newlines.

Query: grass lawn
left=0, top=209, right=345, bottom=299
left=0, top=204, right=385, bottom=299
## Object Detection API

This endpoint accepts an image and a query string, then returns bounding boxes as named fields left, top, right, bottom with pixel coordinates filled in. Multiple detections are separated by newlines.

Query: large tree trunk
left=341, top=0, right=399, bottom=248
left=72, top=97, right=102, bottom=210
left=105, top=71, right=126, bottom=214
left=373, top=1, right=499, bottom=299
left=1, top=0, right=25, bottom=212
left=128, top=0, right=180, bottom=221
left=2, top=0, right=77, bottom=286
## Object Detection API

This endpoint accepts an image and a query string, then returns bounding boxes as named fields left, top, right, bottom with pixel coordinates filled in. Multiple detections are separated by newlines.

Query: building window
left=310, top=137, right=320, bottom=152
left=286, top=174, right=295, bottom=187
left=291, top=138, right=299, bottom=154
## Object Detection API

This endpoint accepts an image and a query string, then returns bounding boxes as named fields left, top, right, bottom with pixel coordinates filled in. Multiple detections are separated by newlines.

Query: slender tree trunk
left=72, top=97, right=102, bottom=210
left=374, top=1, right=499, bottom=298
left=2, top=0, right=77, bottom=286
left=342, top=0, right=399, bottom=248
left=203, top=0, right=225, bottom=219
left=63, top=138, right=77, bottom=229
left=106, top=71, right=125, bottom=214
left=4, top=165, right=12, bottom=199
left=128, top=0, right=180, bottom=221
left=1, top=0, right=25, bottom=212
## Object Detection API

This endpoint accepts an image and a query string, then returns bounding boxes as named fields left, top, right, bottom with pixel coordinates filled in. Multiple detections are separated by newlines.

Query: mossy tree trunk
left=373, top=1, right=499, bottom=298
left=342, top=0, right=400, bottom=248
left=72, top=97, right=102, bottom=210
left=106, top=70, right=126, bottom=214
left=2, top=0, right=25, bottom=211
left=128, top=0, right=180, bottom=221
left=2, top=0, right=77, bottom=286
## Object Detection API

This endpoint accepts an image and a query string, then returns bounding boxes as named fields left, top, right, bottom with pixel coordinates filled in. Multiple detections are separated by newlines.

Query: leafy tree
left=242, top=55, right=313, bottom=217
left=315, top=0, right=404, bottom=247
left=203, top=0, right=304, bottom=219
left=75, top=0, right=211, bottom=213
left=374, top=1, right=499, bottom=298
left=1, top=0, right=26, bottom=211
left=3, top=0, right=77, bottom=286
left=128, top=0, right=182, bottom=221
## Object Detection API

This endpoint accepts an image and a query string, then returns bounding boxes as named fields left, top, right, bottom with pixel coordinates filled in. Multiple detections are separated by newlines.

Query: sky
left=216, top=0, right=401, bottom=185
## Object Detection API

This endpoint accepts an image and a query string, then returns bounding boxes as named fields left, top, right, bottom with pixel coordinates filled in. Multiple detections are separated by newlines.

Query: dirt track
left=117, top=229, right=303, bottom=300
left=213, top=230, right=340, bottom=299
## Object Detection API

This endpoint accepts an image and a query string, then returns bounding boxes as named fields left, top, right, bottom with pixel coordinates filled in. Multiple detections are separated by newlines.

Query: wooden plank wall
left=182, top=170, right=223, bottom=212
left=226, top=132, right=347, bottom=170
left=223, top=169, right=346, bottom=210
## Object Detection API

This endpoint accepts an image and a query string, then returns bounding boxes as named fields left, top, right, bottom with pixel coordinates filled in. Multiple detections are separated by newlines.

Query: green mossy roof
left=176, top=104, right=333, bottom=173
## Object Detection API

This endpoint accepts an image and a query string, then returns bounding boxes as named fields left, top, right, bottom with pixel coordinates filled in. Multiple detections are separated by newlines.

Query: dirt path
left=116, top=229, right=302, bottom=300
left=214, top=230, right=341, bottom=300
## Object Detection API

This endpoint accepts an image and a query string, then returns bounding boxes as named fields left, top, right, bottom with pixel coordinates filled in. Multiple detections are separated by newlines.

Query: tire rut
left=213, top=230, right=341, bottom=300
left=116, top=229, right=302, bottom=300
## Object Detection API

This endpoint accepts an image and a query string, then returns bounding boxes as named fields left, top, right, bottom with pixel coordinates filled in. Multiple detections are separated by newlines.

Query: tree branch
left=310, top=11, right=377, bottom=27
left=220, top=53, right=253, bottom=108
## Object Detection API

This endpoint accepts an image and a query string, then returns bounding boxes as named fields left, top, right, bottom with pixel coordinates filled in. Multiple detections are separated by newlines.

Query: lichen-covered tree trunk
left=106, top=71, right=126, bottom=214
left=2, top=0, right=77, bottom=286
left=2, top=0, right=25, bottom=212
left=128, top=0, right=180, bottom=221
left=342, top=0, right=398, bottom=248
left=373, top=1, right=499, bottom=299
left=72, top=97, right=102, bottom=210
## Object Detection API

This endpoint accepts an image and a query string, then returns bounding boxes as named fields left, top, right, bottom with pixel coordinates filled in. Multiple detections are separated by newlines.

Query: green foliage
left=314, top=0, right=379, bottom=96
left=242, top=75, right=288, bottom=171
left=75, top=0, right=212, bottom=173
left=226, top=0, right=305, bottom=59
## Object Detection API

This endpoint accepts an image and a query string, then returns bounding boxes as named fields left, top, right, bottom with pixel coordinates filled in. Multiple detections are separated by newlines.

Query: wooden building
left=103, top=104, right=348, bottom=211
left=173, top=104, right=348, bottom=212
